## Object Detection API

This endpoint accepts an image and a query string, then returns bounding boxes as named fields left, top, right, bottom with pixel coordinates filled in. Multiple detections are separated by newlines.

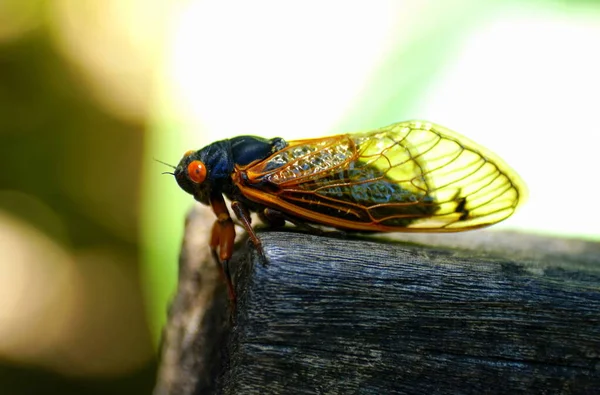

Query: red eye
left=187, top=160, right=207, bottom=184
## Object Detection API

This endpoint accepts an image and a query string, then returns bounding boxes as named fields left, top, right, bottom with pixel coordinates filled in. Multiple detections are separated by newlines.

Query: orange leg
left=231, top=201, right=257, bottom=246
left=231, top=201, right=267, bottom=263
left=209, top=195, right=269, bottom=301
left=209, top=194, right=237, bottom=301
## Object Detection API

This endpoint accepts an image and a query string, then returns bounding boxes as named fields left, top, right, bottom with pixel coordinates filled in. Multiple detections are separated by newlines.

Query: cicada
left=173, top=121, right=526, bottom=297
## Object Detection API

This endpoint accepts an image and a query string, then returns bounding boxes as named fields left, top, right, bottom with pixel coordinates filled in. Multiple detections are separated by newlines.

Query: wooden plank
left=222, top=231, right=600, bottom=394
left=155, top=206, right=600, bottom=394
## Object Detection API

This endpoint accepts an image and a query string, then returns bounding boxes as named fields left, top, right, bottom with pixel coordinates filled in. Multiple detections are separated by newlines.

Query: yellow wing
left=240, top=121, right=526, bottom=232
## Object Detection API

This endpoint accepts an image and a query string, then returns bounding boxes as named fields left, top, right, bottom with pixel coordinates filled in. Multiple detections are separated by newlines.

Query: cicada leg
left=209, top=194, right=237, bottom=302
left=258, top=207, right=286, bottom=228
left=231, top=200, right=268, bottom=265
left=262, top=208, right=347, bottom=238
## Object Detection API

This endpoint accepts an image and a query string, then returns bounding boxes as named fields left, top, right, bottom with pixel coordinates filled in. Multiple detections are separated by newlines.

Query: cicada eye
left=187, top=160, right=207, bottom=184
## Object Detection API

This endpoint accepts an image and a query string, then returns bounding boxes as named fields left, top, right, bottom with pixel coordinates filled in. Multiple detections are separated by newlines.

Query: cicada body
left=174, top=121, right=526, bottom=298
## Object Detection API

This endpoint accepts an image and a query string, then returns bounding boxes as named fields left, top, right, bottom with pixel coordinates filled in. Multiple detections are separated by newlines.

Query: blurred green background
left=1, top=0, right=599, bottom=393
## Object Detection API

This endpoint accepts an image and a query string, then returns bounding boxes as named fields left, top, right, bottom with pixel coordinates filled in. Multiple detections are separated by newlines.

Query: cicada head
left=174, top=150, right=212, bottom=205
left=174, top=140, right=235, bottom=205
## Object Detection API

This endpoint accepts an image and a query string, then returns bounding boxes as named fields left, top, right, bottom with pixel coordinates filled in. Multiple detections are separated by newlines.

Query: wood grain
left=224, top=231, right=600, bottom=394
left=155, top=207, right=600, bottom=394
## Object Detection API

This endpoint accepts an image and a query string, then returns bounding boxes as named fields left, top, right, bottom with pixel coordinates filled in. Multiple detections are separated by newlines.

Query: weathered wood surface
left=154, top=208, right=230, bottom=395
left=155, top=207, right=600, bottom=395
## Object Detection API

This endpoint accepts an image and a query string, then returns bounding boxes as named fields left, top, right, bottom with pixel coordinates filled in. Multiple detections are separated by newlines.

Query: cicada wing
left=241, top=121, right=526, bottom=232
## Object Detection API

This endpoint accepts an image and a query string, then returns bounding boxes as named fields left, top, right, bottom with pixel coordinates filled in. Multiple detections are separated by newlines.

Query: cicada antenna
left=154, top=158, right=176, bottom=175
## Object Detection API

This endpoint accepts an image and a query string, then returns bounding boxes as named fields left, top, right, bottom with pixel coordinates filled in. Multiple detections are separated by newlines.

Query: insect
left=173, top=120, right=526, bottom=299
